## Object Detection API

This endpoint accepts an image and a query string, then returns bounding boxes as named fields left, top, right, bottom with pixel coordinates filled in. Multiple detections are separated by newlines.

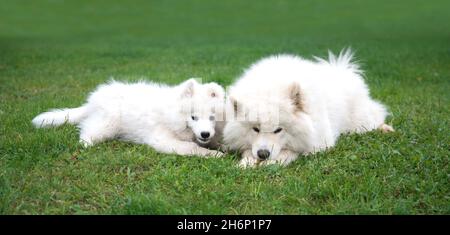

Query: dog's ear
left=180, top=79, right=197, bottom=98
left=229, top=96, right=240, bottom=114
left=288, top=82, right=303, bottom=113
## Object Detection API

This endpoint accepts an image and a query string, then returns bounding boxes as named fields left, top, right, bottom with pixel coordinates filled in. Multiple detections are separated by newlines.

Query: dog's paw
left=258, top=159, right=281, bottom=167
left=79, top=139, right=93, bottom=148
left=378, top=123, right=395, bottom=133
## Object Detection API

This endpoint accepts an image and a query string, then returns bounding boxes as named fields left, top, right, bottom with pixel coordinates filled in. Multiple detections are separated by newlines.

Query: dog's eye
left=274, top=128, right=283, bottom=134
left=252, top=127, right=260, bottom=133
left=191, top=116, right=198, bottom=121
left=209, top=116, right=215, bottom=121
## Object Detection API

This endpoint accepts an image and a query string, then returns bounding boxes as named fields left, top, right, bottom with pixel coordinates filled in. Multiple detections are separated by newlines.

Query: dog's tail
left=314, top=48, right=361, bottom=74
left=32, top=106, right=88, bottom=128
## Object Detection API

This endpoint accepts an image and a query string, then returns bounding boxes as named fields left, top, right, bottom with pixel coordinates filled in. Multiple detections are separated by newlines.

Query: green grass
left=0, top=0, right=449, bottom=214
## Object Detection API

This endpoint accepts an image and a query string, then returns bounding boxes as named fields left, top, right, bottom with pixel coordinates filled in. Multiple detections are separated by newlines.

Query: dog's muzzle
left=257, top=149, right=270, bottom=160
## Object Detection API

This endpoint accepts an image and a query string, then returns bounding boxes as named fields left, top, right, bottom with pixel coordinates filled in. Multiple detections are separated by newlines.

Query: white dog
left=223, top=49, right=394, bottom=167
left=32, top=78, right=225, bottom=157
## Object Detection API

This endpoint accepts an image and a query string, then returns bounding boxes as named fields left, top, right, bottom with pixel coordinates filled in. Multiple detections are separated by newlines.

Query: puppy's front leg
left=146, top=135, right=223, bottom=158
left=177, top=141, right=224, bottom=158
left=260, top=150, right=299, bottom=167
left=238, top=150, right=259, bottom=168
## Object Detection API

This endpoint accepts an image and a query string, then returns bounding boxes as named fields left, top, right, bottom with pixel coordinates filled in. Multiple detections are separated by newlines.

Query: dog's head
left=224, top=82, right=304, bottom=161
left=179, top=78, right=225, bottom=144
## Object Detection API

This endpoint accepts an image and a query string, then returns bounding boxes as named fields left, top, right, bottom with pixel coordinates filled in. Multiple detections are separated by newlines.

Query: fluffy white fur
left=223, top=49, right=394, bottom=167
left=32, top=78, right=225, bottom=157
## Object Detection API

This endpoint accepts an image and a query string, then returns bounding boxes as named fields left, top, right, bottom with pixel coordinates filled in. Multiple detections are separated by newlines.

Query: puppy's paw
left=238, top=157, right=258, bottom=169
left=205, top=150, right=225, bottom=158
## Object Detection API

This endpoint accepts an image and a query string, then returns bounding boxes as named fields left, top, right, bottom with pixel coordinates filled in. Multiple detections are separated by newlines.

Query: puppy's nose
left=257, top=149, right=270, bottom=160
left=201, top=132, right=210, bottom=139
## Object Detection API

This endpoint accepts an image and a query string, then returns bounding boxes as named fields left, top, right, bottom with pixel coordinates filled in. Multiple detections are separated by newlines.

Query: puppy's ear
left=288, top=82, right=303, bottom=113
left=180, top=79, right=197, bottom=98
left=207, top=83, right=225, bottom=99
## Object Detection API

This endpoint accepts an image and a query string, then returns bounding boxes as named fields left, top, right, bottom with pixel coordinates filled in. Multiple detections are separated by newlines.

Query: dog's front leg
left=260, top=150, right=299, bottom=167
left=238, top=150, right=259, bottom=168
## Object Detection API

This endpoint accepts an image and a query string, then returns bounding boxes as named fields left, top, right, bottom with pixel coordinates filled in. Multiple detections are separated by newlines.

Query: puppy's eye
left=274, top=128, right=283, bottom=134
left=209, top=116, right=215, bottom=121
left=252, top=127, right=260, bottom=133
left=191, top=116, right=198, bottom=121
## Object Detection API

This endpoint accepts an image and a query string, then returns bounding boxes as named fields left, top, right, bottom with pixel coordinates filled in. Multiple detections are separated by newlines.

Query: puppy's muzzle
left=197, top=132, right=212, bottom=144
left=201, top=132, right=210, bottom=139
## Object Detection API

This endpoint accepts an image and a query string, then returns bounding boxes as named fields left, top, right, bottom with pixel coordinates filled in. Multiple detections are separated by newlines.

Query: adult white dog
left=223, top=49, right=394, bottom=167
left=32, top=78, right=225, bottom=157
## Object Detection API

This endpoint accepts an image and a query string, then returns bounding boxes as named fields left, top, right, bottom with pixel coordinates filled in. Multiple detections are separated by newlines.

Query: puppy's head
left=179, top=79, right=225, bottom=144
left=224, top=82, right=303, bottom=160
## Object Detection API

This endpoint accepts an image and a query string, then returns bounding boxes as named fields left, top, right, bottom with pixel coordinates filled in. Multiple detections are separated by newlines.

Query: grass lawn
left=0, top=0, right=449, bottom=214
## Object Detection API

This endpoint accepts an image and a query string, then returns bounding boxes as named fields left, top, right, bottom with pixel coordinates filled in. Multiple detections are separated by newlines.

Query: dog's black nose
left=257, top=149, right=270, bottom=160
left=201, top=132, right=210, bottom=139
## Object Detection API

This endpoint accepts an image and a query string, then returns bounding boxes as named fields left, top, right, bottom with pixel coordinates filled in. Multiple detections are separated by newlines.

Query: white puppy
left=223, top=49, right=394, bottom=167
left=32, top=78, right=225, bottom=157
